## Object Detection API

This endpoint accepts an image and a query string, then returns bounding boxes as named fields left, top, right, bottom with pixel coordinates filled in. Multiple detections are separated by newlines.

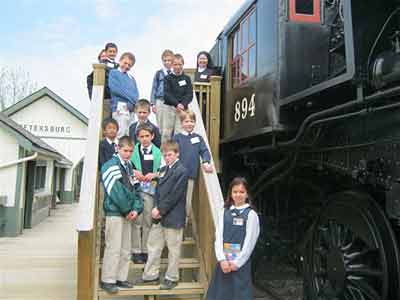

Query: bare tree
left=0, top=66, right=38, bottom=111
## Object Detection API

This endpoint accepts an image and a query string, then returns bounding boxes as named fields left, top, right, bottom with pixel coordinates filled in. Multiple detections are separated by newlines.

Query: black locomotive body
left=211, top=0, right=400, bottom=299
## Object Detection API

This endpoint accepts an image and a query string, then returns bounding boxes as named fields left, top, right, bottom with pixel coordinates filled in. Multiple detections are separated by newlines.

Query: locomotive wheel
left=306, top=191, right=400, bottom=300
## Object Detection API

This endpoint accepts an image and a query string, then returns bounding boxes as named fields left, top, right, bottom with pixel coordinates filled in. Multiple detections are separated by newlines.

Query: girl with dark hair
left=206, top=177, right=260, bottom=300
left=194, top=51, right=216, bottom=83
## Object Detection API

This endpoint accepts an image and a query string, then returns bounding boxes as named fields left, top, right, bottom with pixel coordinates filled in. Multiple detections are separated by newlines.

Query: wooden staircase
left=76, top=64, right=223, bottom=300
left=98, top=223, right=205, bottom=299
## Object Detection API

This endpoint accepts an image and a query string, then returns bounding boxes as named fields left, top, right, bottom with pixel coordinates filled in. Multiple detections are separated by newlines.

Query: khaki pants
left=101, top=216, right=131, bottom=283
left=155, top=99, right=182, bottom=143
left=186, top=179, right=195, bottom=220
left=112, top=111, right=134, bottom=138
left=142, top=224, right=183, bottom=282
left=131, top=193, right=153, bottom=254
left=103, top=98, right=112, bottom=119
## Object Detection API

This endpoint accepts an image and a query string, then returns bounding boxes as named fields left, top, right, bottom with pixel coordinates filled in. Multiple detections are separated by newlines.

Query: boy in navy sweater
left=129, top=99, right=161, bottom=148
left=163, top=54, right=193, bottom=141
left=99, top=118, right=119, bottom=168
left=109, top=52, right=139, bottom=137
left=172, top=110, right=213, bottom=221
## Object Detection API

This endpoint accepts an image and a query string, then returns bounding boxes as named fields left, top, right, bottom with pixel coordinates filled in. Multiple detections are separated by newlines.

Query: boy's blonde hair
left=118, top=135, right=134, bottom=148
left=120, top=52, right=136, bottom=64
left=135, top=99, right=151, bottom=112
left=161, top=140, right=179, bottom=153
left=179, top=110, right=196, bottom=122
left=162, top=49, right=174, bottom=60
left=174, top=54, right=184, bottom=64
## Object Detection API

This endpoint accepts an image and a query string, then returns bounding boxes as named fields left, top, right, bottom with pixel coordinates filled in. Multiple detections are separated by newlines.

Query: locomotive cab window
left=289, top=0, right=321, bottom=23
left=231, top=8, right=256, bottom=88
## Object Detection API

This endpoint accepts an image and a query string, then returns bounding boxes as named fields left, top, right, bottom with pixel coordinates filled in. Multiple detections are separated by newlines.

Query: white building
left=3, top=87, right=88, bottom=204
left=0, top=113, right=72, bottom=236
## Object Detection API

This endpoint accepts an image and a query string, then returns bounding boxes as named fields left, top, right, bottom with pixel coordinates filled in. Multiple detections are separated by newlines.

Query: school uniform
left=194, top=67, right=215, bottom=83
left=100, top=154, right=144, bottom=284
left=98, top=137, right=119, bottom=168
left=162, top=72, right=193, bottom=141
left=128, top=120, right=162, bottom=148
left=142, top=159, right=188, bottom=283
left=130, top=143, right=162, bottom=255
left=151, top=68, right=171, bottom=144
left=173, top=131, right=211, bottom=218
left=109, top=68, right=139, bottom=137
left=207, top=204, right=260, bottom=300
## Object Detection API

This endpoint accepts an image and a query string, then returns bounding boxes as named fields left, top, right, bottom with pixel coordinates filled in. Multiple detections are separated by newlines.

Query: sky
left=0, top=0, right=245, bottom=116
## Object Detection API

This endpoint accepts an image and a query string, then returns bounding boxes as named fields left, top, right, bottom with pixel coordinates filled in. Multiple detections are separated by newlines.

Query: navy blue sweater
left=173, top=132, right=211, bottom=179
left=128, top=120, right=161, bottom=148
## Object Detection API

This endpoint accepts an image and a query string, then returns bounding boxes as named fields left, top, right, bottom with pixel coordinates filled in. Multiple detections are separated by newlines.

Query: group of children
left=95, top=42, right=260, bottom=299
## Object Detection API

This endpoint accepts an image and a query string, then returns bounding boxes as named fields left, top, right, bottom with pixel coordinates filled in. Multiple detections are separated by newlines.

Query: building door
left=23, top=160, right=36, bottom=229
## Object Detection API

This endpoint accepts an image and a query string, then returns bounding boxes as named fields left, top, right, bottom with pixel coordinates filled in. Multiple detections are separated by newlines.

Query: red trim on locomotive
left=289, top=0, right=321, bottom=23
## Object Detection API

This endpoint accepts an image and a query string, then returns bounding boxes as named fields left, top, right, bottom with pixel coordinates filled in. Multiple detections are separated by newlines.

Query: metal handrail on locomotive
left=211, top=0, right=400, bottom=299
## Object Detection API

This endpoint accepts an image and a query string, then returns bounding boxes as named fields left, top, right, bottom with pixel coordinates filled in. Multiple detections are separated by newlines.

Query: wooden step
left=182, top=238, right=195, bottom=246
left=98, top=282, right=204, bottom=298
left=131, top=258, right=200, bottom=270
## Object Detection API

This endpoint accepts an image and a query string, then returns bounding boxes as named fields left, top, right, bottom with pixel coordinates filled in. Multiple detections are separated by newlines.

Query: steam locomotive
left=210, top=0, right=400, bottom=299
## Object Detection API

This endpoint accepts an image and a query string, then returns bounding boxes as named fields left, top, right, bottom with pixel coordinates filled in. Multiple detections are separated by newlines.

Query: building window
left=289, top=0, right=321, bottom=23
left=34, top=164, right=47, bottom=190
left=232, top=8, right=256, bottom=88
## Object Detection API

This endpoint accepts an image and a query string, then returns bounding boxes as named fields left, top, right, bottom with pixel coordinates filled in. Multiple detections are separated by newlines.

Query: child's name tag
left=200, top=74, right=208, bottom=80
left=233, top=217, right=244, bottom=226
left=178, top=80, right=187, bottom=86
left=190, top=137, right=200, bottom=144
left=106, top=62, right=115, bottom=68
left=117, top=102, right=129, bottom=115
left=144, top=154, right=154, bottom=161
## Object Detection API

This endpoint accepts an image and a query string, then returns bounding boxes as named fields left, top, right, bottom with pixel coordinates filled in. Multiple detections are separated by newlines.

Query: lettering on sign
left=22, top=124, right=72, bottom=135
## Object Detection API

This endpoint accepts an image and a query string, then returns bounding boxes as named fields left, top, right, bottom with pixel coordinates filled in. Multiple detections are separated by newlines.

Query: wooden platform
left=131, top=258, right=200, bottom=270
left=98, top=282, right=204, bottom=298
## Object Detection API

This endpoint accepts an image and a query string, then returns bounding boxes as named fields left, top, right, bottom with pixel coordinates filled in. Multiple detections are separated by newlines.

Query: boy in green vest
left=130, top=123, right=162, bottom=264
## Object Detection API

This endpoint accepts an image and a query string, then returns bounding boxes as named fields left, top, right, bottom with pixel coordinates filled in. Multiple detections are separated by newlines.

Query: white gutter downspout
left=0, top=152, right=38, bottom=170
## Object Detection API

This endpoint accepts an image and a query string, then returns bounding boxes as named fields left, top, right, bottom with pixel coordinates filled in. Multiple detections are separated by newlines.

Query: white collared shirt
left=181, top=130, right=193, bottom=136
left=106, top=137, right=118, bottom=145
left=162, top=67, right=170, bottom=76
left=214, top=203, right=260, bottom=268
left=117, top=154, right=129, bottom=167
left=140, top=144, right=153, bottom=155
left=168, top=158, right=179, bottom=169
left=197, top=67, right=206, bottom=73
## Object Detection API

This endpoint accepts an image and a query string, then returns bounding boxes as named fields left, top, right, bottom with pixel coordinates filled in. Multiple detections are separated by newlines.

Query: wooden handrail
left=188, top=94, right=224, bottom=290
left=77, top=63, right=106, bottom=300
left=192, top=76, right=222, bottom=172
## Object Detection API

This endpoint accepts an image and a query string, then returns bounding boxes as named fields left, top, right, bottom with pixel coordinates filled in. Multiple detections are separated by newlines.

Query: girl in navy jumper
left=206, top=177, right=260, bottom=300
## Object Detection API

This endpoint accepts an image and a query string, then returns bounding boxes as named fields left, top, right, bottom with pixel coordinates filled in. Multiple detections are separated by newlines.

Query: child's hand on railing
left=202, top=162, right=213, bottom=173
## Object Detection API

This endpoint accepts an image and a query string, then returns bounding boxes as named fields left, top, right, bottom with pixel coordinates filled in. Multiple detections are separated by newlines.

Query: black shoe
left=141, top=253, right=148, bottom=263
left=132, top=253, right=145, bottom=264
left=116, top=280, right=133, bottom=288
left=100, top=281, right=119, bottom=294
left=160, top=279, right=178, bottom=290
left=135, top=277, right=160, bottom=285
